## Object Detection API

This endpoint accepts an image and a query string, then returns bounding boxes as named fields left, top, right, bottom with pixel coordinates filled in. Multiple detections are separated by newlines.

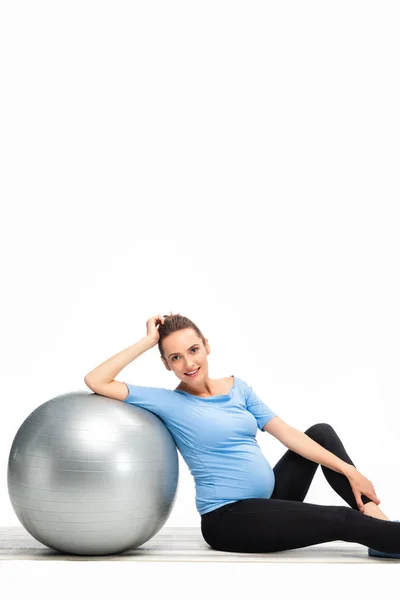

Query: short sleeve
left=122, top=382, right=172, bottom=418
left=244, top=381, right=277, bottom=431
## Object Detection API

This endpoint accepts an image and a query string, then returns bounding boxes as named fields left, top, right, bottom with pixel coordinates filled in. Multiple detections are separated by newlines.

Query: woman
left=84, top=312, right=400, bottom=557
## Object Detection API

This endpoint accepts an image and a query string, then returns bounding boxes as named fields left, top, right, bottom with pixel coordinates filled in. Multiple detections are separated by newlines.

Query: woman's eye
left=172, top=348, right=198, bottom=361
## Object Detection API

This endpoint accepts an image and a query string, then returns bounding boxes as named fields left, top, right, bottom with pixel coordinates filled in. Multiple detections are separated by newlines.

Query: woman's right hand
left=146, top=314, right=165, bottom=345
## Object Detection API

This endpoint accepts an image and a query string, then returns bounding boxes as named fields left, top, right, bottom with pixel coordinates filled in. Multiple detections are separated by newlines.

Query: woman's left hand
left=346, top=466, right=381, bottom=512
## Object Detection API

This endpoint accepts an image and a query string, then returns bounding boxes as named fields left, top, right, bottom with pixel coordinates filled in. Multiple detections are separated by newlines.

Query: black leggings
left=201, top=423, right=400, bottom=554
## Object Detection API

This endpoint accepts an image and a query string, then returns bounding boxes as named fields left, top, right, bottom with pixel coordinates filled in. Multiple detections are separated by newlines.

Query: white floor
left=1, top=526, right=398, bottom=600
left=0, top=525, right=395, bottom=563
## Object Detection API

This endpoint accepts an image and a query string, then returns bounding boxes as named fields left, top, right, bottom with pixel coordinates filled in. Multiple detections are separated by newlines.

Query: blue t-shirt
left=123, top=375, right=277, bottom=516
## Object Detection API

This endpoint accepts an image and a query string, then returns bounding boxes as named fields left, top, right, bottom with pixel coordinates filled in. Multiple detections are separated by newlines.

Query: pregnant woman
left=84, top=312, right=400, bottom=558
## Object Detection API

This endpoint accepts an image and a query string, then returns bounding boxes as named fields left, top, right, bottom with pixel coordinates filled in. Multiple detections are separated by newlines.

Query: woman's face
left=161, top=328, right=210, bottom=380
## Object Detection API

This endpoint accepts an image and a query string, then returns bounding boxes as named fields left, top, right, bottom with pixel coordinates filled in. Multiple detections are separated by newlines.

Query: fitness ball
left=7, top=391, right=179, bottom=556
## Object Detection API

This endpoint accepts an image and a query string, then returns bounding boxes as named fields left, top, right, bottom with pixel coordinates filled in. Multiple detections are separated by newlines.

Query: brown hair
left=158, top=312, right=207, bottom=361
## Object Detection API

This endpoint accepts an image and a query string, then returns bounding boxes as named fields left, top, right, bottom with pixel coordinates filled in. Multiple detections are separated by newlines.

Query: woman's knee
left=305, top=423, right=335, bottom=438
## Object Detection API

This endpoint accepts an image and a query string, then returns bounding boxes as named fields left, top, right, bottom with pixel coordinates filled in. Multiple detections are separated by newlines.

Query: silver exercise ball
left=7, top=391, right=179, bottom=556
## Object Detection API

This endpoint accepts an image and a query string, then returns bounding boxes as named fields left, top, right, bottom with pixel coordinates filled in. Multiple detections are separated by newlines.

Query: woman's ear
left=161, top=356, right=171, bottom=371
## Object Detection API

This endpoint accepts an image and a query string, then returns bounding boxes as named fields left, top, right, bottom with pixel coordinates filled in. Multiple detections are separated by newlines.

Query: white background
left=1, top=0, right=399, bottom=591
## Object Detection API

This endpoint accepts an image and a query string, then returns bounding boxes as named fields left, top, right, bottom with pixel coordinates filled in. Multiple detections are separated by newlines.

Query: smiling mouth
left=185, top=367, right=200, bottom=377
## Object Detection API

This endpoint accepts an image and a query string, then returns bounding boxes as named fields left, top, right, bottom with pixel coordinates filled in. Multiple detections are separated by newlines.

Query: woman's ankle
left=363, top=501, right=390, bottom=521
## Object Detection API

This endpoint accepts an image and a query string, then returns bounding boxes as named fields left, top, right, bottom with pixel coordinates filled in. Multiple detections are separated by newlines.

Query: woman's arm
left=84, top=336, right=156, bottom=386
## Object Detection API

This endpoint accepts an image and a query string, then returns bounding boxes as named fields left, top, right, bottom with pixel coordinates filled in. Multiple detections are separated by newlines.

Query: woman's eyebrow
left=168, top=344, right=198, bottom=358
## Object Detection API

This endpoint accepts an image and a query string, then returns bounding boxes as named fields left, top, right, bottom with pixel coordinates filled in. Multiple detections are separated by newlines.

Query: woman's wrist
left=342, top=463, right=357, bottom=478
left=145, top=335, right=158, bottom=348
